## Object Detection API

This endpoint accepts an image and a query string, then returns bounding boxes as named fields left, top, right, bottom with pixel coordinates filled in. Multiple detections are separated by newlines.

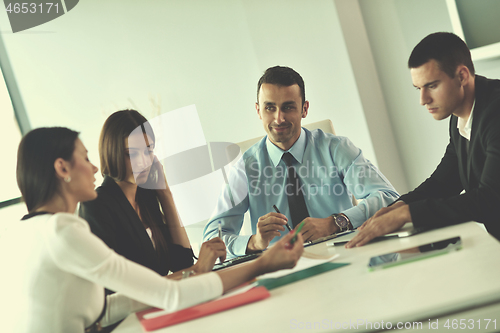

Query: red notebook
left=136, top=286, right=270, bottom=331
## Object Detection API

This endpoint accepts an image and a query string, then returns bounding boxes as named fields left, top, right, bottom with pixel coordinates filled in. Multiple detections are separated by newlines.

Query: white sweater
left=0, top=213, right=223, bottom=333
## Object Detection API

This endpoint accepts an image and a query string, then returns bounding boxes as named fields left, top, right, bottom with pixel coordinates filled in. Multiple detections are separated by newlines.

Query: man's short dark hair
left=408, top=32, right=475, bottom=78
left=257, top=66, right=306, bottom=105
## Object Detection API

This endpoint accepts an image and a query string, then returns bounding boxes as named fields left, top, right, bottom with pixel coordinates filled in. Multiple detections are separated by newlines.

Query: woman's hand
left=216, top=232, right=303, bottom=293
left=256, top=231, right=304, bottom=275
left=151, top=155, right=191, bottom=248
left=192, top=238, right=227, bottom=274
left=144, top=155, right=170, bottom=192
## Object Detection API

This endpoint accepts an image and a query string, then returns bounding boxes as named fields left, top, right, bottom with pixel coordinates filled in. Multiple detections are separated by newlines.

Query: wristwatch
left=332, top=213, right=353, bottom=232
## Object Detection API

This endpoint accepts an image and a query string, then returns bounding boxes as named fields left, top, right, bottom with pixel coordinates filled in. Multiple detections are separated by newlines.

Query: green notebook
left=256, top=262, right=349, bottom=290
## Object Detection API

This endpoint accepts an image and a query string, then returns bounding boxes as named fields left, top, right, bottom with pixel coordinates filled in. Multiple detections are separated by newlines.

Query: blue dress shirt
left=203, top=128, right=399, bottom=257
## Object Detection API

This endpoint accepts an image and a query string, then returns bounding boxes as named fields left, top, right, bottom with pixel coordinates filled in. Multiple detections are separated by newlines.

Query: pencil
left=290, top=220, right=306, bottom=245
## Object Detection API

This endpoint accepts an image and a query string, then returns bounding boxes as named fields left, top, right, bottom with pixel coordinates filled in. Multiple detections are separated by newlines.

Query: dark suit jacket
left=79, top=176, right=194, bottom=276
left=399, top=75, right=500, bottom=240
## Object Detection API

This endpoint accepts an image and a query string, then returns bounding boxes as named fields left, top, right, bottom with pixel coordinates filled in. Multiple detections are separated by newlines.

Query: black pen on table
left=272, top=205, right=292, bottom=232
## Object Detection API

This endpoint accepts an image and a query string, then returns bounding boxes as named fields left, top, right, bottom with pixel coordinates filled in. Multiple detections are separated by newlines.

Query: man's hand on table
left=346, top=202, right=411, bottom=248
left=247, top=212, right=288, bottom=253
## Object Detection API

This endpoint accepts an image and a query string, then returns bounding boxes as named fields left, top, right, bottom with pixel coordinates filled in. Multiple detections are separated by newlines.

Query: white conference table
left=115, top=222, right=500, bottom=333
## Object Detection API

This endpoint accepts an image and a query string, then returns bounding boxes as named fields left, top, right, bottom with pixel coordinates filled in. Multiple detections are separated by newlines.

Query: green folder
left=255, top=262, right=349, bottom=290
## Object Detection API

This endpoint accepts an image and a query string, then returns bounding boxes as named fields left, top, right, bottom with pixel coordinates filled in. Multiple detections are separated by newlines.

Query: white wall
left=0, top=0, right=379, bottom=167
left=335, top=0, right=409, bottom=194
left=358, top=0, right=452, bottom=190
left=0, top=0, right=381, bottom=247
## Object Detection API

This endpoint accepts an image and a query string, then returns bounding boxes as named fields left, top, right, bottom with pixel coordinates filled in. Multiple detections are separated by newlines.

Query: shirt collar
left=266, top=128, right=306, bottom=167
left=457, top=99, right=475, bottom=141
left=21, top=211, right=53, bottom=220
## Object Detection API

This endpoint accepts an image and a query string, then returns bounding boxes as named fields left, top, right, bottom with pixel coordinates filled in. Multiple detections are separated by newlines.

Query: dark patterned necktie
left=282, top=152, right=309, bottom=227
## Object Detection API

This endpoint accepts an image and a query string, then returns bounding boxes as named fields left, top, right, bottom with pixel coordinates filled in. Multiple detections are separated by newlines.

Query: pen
left=290, top=220, right=306, bottom=245
left=326, top=230, right=356, bottom=246
left=335, top=229, right=355, bottom=237
left=218, top=221, right=224, bottom=264
left=272, top=205, right=292, bottom=231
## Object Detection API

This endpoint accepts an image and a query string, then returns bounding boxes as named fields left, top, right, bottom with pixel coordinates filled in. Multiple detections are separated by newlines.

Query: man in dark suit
left=347, top=32, right=500, bottom=247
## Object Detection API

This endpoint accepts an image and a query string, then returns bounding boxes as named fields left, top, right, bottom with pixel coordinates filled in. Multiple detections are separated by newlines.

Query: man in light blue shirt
left=203, top=66, right=399, bottom=257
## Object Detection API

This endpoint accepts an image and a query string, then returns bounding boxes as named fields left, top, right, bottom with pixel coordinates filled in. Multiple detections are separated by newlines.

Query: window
left=0, top=35, right=30, bottom=218
left=0, top=67, right=22, bottom=207
left=446, top=0, right=500, bottom=60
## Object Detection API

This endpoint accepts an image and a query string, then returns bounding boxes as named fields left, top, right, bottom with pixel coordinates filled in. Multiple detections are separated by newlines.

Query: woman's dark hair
left=100, top=110, right=169, bottom=262
left=17, top=127, right=79, bottom=212
left=99, top=110, right=155, bottom=181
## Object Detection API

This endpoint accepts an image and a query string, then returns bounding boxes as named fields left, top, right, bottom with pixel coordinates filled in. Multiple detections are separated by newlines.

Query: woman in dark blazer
left=80, top=110, right=221, bottom=277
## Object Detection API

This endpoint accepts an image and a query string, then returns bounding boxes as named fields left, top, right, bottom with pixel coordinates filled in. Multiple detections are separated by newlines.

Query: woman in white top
left=0, top=127, right=303, bottom=333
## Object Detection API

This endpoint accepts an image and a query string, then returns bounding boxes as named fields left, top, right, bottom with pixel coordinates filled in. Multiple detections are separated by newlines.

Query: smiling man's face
left=256, top=83, right=308, bottom=151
